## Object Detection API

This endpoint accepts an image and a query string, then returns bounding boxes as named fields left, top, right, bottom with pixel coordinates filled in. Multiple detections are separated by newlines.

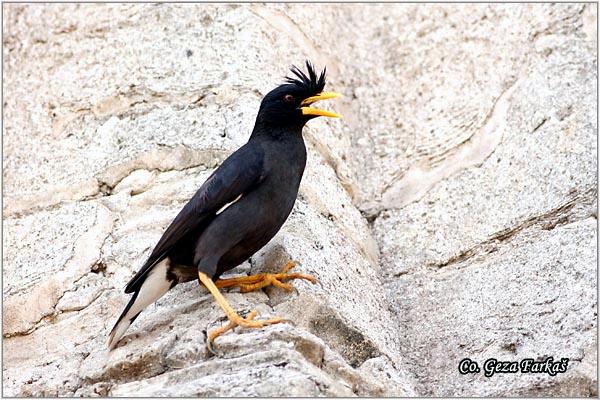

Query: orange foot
left=215, top=261, right=317, bottom=293
left=199, top=271, right=292, bottom=355
left=200, top=262, right=317, bottom=354
left=205, top=309, right=288, bottom=355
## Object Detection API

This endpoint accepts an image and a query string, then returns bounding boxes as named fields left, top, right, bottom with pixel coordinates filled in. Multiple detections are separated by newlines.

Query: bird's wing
left=124, top=143, right=265, bottom=293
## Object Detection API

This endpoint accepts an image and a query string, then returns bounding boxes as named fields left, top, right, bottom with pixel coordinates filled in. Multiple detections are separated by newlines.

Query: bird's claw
left=204, top=262, right=314, bottom=354
left=206, top=309, right=291, bottom=355
left=206, top=311, right=258, bottom=357
left=237, top=261, right=317, bottom=293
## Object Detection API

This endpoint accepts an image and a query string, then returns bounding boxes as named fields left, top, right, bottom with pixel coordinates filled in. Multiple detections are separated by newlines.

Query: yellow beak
left=300, top=92, right=342, bottom=118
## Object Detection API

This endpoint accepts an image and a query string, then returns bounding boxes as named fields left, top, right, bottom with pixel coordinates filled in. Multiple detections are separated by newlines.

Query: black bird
left=108, top=62, right=341, bottom=351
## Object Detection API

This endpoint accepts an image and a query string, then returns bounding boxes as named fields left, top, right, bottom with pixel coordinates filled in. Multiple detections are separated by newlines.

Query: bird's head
left=255, top=61, right=341, bottom=129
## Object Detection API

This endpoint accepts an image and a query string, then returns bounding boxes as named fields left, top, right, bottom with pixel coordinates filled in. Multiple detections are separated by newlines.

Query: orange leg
left=200, top=262, right=317, bottom=353
left=215, top=261, right=317, bottom=293
left=198, top=271, right=288, bottom=354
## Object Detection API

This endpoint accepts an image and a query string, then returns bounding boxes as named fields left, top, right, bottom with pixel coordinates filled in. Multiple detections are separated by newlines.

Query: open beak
left=300, top=92, right=342, bottom=118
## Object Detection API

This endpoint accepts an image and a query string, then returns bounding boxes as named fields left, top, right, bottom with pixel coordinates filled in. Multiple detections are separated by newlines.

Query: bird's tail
left=107, top=259, right=174, bottom=350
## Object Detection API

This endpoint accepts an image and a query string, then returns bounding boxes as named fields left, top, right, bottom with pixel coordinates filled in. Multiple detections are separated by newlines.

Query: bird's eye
left=283, top=94, right=295, bottom=104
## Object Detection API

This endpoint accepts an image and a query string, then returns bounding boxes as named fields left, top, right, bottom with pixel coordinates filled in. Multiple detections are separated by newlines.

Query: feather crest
left=284, top=60, right=326, bottom=94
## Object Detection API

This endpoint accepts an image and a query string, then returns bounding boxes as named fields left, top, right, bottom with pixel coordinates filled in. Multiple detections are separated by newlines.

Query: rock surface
left=2, top=3, right=596, bottom=397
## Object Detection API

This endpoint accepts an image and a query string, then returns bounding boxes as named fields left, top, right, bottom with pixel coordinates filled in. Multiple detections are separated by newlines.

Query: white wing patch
left=216, top=194, right=243, bottom=215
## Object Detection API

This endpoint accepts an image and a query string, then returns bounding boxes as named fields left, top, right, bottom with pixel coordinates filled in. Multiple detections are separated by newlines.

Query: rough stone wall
left=2, top=3, right=597, bottom=397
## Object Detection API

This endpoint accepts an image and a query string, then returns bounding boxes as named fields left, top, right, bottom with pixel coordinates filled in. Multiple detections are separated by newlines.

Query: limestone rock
left=3, top=3, right=596, bottom=397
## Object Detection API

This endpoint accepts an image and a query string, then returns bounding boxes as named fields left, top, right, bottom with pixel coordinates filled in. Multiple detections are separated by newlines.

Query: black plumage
left=108, top=61, right=340, bottom=350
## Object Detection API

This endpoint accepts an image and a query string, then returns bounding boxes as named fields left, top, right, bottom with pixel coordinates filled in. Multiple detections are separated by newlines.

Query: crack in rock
left=431, top=185, right=597, bottom=270
left=95, top=144, right=228, bottom=192
left=3, top=204, right=116, bottom=337
left=3, top=145, right=229, bottom=218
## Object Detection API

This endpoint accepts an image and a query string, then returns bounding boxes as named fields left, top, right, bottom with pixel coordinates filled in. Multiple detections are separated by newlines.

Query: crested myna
left=108, top=62, right=341, bottom=351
